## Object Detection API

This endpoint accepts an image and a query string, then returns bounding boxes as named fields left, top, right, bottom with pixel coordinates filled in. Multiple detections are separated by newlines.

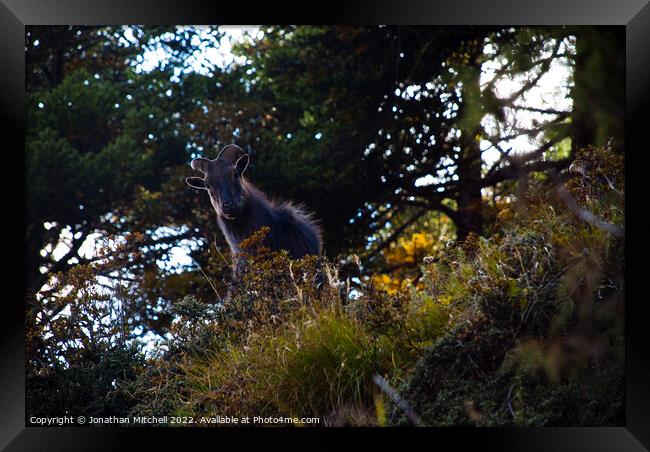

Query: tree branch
left=502, top=38, right=563, bottom=104
left=364, top=208, right=426, bottom=260
left=482, top=158, right=572, bottom=187
left=400, top=198, right=460, bottom=224
left=506, top=105, right=570, bottom=115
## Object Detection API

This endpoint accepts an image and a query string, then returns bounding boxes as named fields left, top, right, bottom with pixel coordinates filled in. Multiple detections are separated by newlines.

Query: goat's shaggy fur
left=187, top=145, right=322, bottom=277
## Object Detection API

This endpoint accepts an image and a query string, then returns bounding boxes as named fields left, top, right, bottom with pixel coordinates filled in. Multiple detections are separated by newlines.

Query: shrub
left=126, top=227, right=453, bottom=425
left=391, top=148, right=625, bottom=426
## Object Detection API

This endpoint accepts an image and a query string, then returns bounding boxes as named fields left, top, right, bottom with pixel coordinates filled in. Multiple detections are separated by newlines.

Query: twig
left=502, top=38, right=563, bottom=104
left=288, top=261, right=304, bottom=305
left=372, top=374, right=424, bottom=427
left=365, top=209, right=426, bottom=260
left=506, top=105, right=570, bottom=115
left=507, top=384, right=516, bottom=420
left=191, top=257, right=222, bottom=300
left=212, top=239, right=231, bottom=267
left=552, top=176, right=624, bottom=238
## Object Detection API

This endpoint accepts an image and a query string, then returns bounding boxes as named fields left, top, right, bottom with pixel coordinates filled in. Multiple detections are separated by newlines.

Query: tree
left=570, top=26, right=625, bottom=154
left=25, top=26, right=225, bottom=333
left=225, top=26, right=584, bottom=273
left=227, top=26, right=497, bottom=252
left=26, top=25, right=624, bottom=339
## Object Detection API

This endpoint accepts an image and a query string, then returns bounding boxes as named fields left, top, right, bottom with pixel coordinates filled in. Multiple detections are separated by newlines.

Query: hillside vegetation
left=111, top=147, right=624, bottom=426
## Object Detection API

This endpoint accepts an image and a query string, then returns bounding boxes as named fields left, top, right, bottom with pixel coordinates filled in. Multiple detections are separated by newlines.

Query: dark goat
left=186, top=144, right=322, bottom=279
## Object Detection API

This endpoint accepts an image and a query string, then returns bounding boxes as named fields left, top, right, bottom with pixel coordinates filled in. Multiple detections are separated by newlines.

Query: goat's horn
left=215, top=144, right=245, bottom=164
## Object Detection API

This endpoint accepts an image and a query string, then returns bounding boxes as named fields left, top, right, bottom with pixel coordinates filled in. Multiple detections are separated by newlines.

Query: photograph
left=23, top=24, right=628, bottom=429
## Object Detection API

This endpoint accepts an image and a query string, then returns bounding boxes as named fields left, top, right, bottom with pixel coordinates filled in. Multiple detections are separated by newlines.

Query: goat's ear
left=186, top=177, right=207, bottom=190
left=234, top=154, right=249, bottom=175
left=190, top=158, right=210, bottom=174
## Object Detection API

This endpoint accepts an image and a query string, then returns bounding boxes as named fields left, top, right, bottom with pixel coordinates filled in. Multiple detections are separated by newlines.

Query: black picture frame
left=3, top=1, right=648, bottom=450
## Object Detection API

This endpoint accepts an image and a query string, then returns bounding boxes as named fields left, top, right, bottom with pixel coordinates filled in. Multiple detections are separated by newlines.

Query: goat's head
left=186, top=144, right=250, bottom=220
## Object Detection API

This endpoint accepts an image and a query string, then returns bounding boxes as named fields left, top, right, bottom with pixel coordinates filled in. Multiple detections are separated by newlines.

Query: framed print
left=2, top=0, right=649, bottom=450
